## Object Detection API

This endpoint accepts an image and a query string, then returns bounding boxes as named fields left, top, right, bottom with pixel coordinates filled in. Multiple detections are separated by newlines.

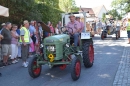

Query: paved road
left=0, top=31, right=128, bottom=86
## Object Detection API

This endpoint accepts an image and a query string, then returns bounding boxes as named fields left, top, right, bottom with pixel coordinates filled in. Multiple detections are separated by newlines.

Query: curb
left=113, top=47, right=130, bottom=86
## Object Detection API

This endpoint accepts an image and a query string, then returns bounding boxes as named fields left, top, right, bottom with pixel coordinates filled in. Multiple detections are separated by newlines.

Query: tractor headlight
left=65, top=43, right=69, bottom=47
left=40, top=44, right=44, bottom=48
left=47, top=45, right=55, bottom=52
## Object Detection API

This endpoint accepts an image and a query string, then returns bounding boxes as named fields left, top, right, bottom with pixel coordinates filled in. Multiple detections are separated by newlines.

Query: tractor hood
left=44, top=34, right=70, bottom=44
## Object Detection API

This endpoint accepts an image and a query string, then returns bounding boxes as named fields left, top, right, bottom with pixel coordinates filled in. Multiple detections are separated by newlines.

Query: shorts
left=2, top=44, right=11, bottom=56
left=127, top=31, right=130, bottom=38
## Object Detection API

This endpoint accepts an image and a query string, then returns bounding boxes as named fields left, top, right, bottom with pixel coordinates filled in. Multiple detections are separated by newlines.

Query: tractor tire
left=71, top=57, right=81, bottom=81
left=118, top=31, right=120, bottom=38
left=82, top=41, right=94, bottom=68
left=101, top=32, right=104, bottom=40
left=28, top=56, right=42, bottom=78
left=116, top=31, right=119, bottom=40
left=104, top=35, right=107, bottom=38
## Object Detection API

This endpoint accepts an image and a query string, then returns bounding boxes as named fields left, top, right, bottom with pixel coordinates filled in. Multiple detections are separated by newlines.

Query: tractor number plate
left=81, top=32, right=90, bottom=39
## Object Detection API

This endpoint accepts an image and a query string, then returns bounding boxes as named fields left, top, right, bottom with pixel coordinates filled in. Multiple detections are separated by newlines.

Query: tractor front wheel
left=82, top=41, right=94, bottom=68
left=28, top=56, right=42, bottom=78
left=71, top=57, right=81, bottom=81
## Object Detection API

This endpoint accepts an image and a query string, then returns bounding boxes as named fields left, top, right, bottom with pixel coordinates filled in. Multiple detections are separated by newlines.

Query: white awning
left=0, top=5, right=9, bottom=17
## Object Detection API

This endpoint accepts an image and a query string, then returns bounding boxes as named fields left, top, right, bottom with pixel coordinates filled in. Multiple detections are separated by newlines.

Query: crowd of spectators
left=0, top=20, right=63, bottom=69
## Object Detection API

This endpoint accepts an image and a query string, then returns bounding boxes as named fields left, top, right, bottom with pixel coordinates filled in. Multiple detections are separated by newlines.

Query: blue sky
left=75, top=0, right=113, bottom=10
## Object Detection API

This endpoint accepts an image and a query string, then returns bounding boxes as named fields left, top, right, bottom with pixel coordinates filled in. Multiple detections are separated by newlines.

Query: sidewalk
left=113, top=46, right=130, bottom=86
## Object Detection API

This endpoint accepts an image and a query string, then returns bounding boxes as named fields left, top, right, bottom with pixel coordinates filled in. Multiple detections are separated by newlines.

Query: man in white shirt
left=96, top=20, right=102, bottom=35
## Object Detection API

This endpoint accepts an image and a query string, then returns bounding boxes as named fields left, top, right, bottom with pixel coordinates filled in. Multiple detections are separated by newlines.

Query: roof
left=79, top=8, right=95, bottom=15
left=92, top=5, right=107, bottom=17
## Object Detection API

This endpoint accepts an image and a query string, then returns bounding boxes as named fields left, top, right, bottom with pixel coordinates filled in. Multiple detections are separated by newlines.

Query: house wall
left=97, top=6, right=107, bottom=19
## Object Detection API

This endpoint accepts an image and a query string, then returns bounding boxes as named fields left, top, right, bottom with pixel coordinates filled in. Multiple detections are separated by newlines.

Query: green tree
left=111, top=0, right=123, bottom=9
left=111, top=0, right=130, bottom=14
left=102, top=13, right=106, bottom=22
left=107, top=9, right=122, bottom=20
left=0, top=0, right=78, bottom=25
left=35, top=0, right=62, bottom=25
left=0, top=0, right=41, bottom=24
left=59, top=0, right=78, bottom=13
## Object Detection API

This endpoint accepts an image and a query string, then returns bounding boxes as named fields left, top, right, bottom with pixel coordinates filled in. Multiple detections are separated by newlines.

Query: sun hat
left=1, top=23, right=5, bottom=26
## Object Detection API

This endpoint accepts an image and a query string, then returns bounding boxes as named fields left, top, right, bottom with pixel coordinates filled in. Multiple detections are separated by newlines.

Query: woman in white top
left=55, top=24, right=59, bottom=34
left=11, top=24, right=19, bottom=64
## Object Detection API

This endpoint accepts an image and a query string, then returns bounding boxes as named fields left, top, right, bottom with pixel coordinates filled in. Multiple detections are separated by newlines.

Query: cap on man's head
left=1, top=23, right=5, bottom=26
left=23, top=20, right=29, bottom=25
left=69, top=14, right=75, bottom=18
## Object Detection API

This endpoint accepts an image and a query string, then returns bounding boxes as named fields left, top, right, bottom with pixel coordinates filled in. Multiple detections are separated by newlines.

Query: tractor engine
left=44, top=34, right=70, bottom=62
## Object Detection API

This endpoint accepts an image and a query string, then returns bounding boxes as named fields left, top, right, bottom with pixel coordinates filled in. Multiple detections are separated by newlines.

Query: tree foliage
left=102, top=13, right=106, bottom=22
left=108, top=9, right=122, bottom=20
left=111, top=0, right=123, bottom=9
left=0, top=0, right=41, bottom=24
left=0, top=0, right=78, bottom=26
left=59, top=0, right=78, bottom=13
left=111, top=0, right=130, bottom=14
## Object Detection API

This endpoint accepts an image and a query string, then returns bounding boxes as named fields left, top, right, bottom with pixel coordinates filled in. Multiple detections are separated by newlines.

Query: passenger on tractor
left=66, top=14, right=81, bottom=46
left=76, top=16, right=85, bottom=32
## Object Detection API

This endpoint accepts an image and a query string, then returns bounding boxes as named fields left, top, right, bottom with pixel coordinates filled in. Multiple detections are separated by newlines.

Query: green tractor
left=28, top=12, right=94, bottom=81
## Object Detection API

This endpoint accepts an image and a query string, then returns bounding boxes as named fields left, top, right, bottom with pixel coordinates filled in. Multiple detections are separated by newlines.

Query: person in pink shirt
left=67, top=14, right=81, bottom=46
left=50, top=23, right=55, bottom=34
left=76, top=16, right=85, bottom=32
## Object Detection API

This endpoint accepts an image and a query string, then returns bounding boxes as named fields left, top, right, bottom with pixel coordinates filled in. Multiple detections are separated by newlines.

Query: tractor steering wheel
left=61, top=27, right=68, bottom=34
left=61, top=27, right=73, bottom=35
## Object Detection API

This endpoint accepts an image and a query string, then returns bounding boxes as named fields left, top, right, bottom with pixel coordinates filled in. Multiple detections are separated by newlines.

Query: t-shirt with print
left=1, top=28, right=12, bottom=44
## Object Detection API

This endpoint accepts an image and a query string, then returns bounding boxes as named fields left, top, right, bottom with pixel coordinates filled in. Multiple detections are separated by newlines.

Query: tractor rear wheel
left=71, top=57, right=81, bottom=81
left=82, top=41, right=94, bottom=68
left=28, top=56, right=42, bottom=78
left=116, top=31, right=119, bottom=40
left=101, top=32, right=104, bottom=40
left=118, top=30, right=120, bottom=38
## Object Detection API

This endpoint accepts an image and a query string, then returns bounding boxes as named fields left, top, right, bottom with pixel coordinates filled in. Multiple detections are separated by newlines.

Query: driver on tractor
left=66, top=14, right=81, bottom=46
